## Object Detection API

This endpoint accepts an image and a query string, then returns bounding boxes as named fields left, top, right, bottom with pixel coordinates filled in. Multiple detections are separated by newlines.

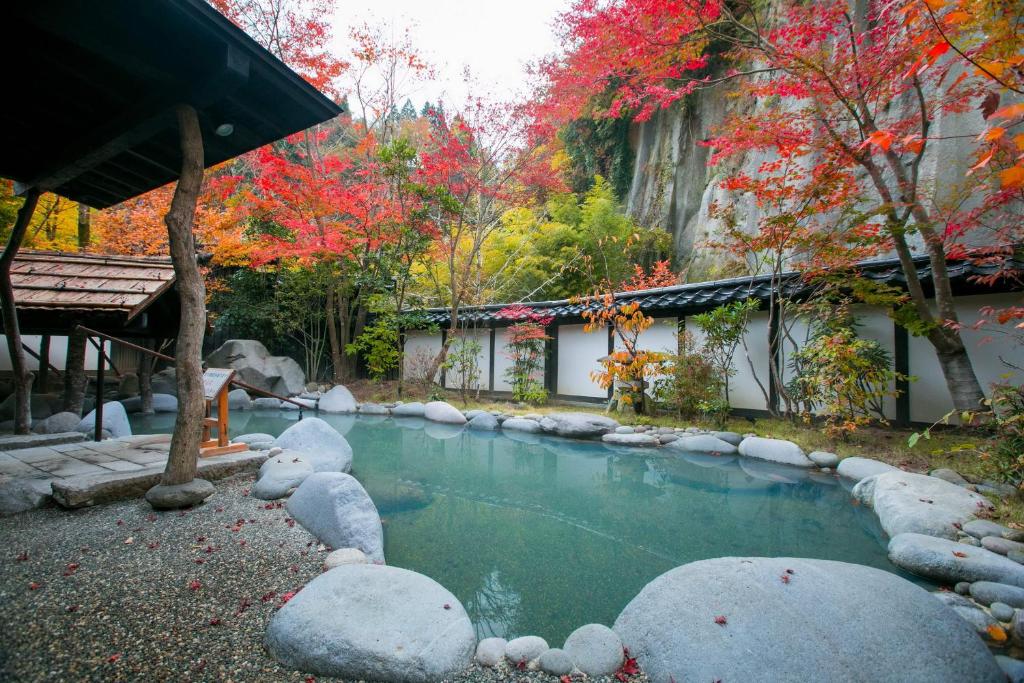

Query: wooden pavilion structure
left=0, top=0, right=341, bottom=507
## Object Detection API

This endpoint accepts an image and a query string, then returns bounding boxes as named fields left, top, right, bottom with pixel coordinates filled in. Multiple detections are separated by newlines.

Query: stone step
left=50, top=450, right=267, bottom=509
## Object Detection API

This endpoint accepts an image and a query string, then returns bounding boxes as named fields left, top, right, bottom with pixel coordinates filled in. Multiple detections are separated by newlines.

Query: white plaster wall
left=493, top=326, right=547, bottom=392
left=556, top=324, right=609, bottom=398
left=447, top=328, right=490, bottom=390
left=403, top=330, right=443, bottom=384
left=613, top=317, right=678, bottom=396
left=0, top=335, right=109, bottom=372
left=909, top=293, right=1024, bottom=423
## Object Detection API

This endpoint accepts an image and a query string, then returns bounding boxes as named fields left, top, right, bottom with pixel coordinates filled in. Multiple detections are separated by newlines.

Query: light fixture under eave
left=214, top=123, right=234, bottom=137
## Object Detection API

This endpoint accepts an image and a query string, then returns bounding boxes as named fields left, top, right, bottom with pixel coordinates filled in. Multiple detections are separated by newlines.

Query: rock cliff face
left=622, top=63, right=1005, bottom=280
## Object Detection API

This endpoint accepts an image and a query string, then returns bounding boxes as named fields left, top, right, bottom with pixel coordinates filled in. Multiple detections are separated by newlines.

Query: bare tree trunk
left=139, top=340, right=154, bottom=414
left=0, top=189, right=40, bottom=434
left=63, top=327, right=88, bottom=414
left=77, top=203, right=90, bottom=251
left=157, top=104, right=206, bottom=491
left=326, top=286, right=343, bottom=383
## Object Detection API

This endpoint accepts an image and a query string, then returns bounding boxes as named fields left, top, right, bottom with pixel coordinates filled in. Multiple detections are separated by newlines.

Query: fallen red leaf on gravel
left=66, top=604, right=78, bottom=612
left=147, top=542, right=159, bottom=550
left=107, top=654, right=121, bottom=664
left=189, top=580, right=202, bottom=591
left=15, top=551, right=28, bottom=561
left=63, top=563, right=80, bottom=577
left=279, top=591, right=297, bottom=608
left=28, top=582, right=41, bottom=590
left=209, top=617, right=221, bottom=625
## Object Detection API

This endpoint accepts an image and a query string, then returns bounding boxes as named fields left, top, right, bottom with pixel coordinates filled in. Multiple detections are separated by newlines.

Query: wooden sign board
left=202, top=368, right=235, bottom=401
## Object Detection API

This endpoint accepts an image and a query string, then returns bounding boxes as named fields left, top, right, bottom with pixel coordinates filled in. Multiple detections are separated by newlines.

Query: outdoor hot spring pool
left=130, top=411, right=915, bottom=644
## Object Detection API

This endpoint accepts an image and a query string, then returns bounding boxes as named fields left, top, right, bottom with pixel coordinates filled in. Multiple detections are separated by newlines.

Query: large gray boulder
left=853, top=470, right=993, bottom=540
left=668, top=434, right=738, bottom=455
left=76, top=401, right=131, bottom=438
left=32, top=411, right=82, bottom=435
left=150, top=368, right=177, bottom=396
left=539, top=412, right=618, bottom=439
left=737, top=437, right=812, bottom=467
left=563, top=623, right=623, bottom=676
left=468, top=412, right=499, bottom=431
left=889, top=533, right=1024, bottom=587
left=602, top=432, right=659, bottom=446
left=392, top=401, right=426, bottom=418
left=424, top=401, right=467, bottom=425
left=150, top=393, right=178, bottom=413
left=227, top=388, right=252, bottom=410
left=318, top=385, right=356, bottom=414
left=358, top=403, right=391, bottom=415
left=253, top=451, right=314, bottom=500
left=614, top=556, right=1003, bottom=683
left=205, top=339, right=305, bottom=397
left=272, top=418, right=352, bottom=473
left=266, top=564, right=475, bottom=682
left=837, top=456, right=898, bottom=482
left=287, top=472, right=384, bottom=563
left=502, top=417, right=542, bottom=433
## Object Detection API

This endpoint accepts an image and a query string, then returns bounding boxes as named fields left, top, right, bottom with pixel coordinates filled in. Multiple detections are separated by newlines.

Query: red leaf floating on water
left=714, top=615, right=727, bottom=626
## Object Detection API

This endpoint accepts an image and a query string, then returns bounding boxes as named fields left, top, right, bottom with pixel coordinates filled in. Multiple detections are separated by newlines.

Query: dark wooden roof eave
left=1, top=0, right=342, bottom=209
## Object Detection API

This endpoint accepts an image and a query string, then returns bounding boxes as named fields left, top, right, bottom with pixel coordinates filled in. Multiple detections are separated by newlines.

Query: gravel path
left=0, top=474, right=647, bottom=683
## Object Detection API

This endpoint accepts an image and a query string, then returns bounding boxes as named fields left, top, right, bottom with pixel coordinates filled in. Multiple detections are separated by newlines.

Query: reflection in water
left=130, top=410, right=912, bottom=644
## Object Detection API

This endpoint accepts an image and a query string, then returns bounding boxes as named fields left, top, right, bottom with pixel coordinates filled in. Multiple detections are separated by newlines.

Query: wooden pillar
left=894, top=321, right=911, bottom=428
left=607, top=323, right=615, bottom=401
left=63, top=327, right=88, bottom=414
left=545, top=324, right=559, bottom=397
left=0, top=188, right=40, bottom=434
left=488, top=327, right=495, bottom=392
left=37, top=335, right=50, bottom=393
left=94, top=339, right=105, bottom=442
left=155, top=104, right=207, bottom=493
left=439, top=328, right=448, bottom=389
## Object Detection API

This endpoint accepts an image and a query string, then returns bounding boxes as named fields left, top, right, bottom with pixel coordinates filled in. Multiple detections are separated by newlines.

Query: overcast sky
left=329, top=0, right=568, bottom=109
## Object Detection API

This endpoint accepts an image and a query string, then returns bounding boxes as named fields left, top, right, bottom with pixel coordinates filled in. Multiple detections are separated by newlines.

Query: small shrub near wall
left=652, top=331, right=727, bottom=425
left=497, top=305, right=553, bottom=405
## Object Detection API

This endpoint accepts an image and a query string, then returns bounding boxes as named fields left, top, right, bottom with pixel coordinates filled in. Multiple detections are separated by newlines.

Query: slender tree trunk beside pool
left=157, top=104, right=206, bottom=491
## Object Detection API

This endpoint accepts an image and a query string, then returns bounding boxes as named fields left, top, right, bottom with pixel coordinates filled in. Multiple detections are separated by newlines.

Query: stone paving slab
left=51, top=450, right=267, bottom=508
left=0, top=434, right=266, bottom=513
left=0, top=432, right=86, bottom=451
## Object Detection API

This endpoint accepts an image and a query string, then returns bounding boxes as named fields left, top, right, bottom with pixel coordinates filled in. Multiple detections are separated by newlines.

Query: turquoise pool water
left=130, top=411, right=909, bottom=643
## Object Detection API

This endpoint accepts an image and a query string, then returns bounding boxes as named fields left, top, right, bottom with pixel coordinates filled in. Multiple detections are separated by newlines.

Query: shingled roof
left=418, top=254, right=1023, bottom=326
left=10, top=250, right=177, bottom=333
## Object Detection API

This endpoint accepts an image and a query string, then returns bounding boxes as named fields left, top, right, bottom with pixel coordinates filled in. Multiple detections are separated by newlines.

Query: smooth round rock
left=889, top=533, right=1024, bottom=587
left=930, top=468, right=969, bottom=486
left=711, top=431, right=742, bottom=445
left=602, top=433, right=659, bottom=446
left=970, top=581, right=1024, bottom=608
left=538, top=648, right=574, bottom=676
left=468, top=412, right=499, bottom=431
left=668, top=434, right=738, bottom=455
left=808, top=451, right=839, bottom=468
left=323, top=547, right=368, bottom=570
left=424, top=401, right=467, bottom=425
left=965, top=520, right=1024, bottom=542
left=613, top=556, right=1003, bottom=682
left=983, top=536, right=1024, bottom=556
left=475, top=638, right=507, bottom=667
left=358, top=402, right=391, bottom=415
left=615, top=426, right=635, bottom=434
left=318, top=385, right=356, bottom=413
left=266, top=564, right=475, bottom=682
left=992, top=602, right=1016, bottom=622
left=76, top=401, right=132, bottom=438
left=954, top=581, right=972, bottom=595
left=505, top=636, right=548, bottom=666
left=657, top=434, right=679, bottom=445
left=286, top=472, right=384, bottom=563
left=1010, top=550, right=1024, bottom=566
left=234, top=432, right=275, bottom=450
left=502, top=417, right=542, bottom=433
left=144, top=478, right=214, bottom=510
left=392, top=401, right=426, bottom=418
left=737, top=436, right=812, bottom=467
left=997, top=656, right=1024, bottom=683
left=836, top=456, right=899, bottom=482
left=272, top=418, right=353, bottom=473
left=563, top=623, right=622, bottom=676
left=253, top=452, right=314, bottom=500
left=538, top=412, right=618, bottom=439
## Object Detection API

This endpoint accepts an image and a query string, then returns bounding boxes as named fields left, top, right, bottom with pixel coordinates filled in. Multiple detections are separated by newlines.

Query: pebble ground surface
left=0, top=474, right=648, bottom=683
